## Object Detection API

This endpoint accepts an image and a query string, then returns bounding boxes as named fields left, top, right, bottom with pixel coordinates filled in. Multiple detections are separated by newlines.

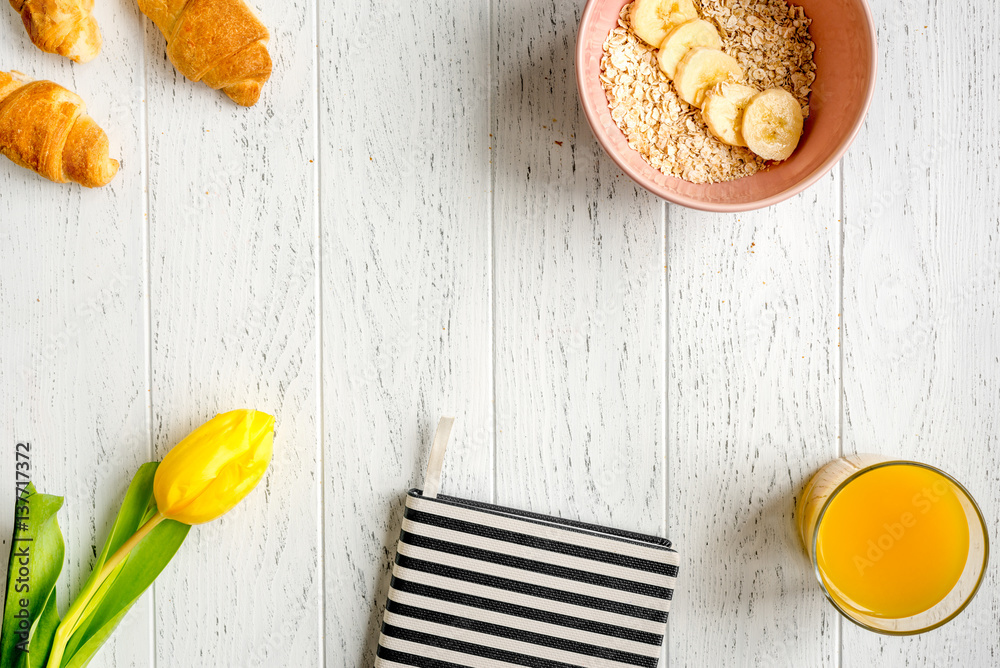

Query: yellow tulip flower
left=153, top=409, right=274, bottom=525
left=43, top=409, right=276, bottom=668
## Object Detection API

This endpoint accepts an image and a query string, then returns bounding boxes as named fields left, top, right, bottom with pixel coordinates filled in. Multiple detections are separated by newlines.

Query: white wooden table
left=1, top=0, right=998, bottom=665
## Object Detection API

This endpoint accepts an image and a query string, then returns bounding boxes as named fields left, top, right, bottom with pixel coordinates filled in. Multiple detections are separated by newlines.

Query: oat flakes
left=600, top=1, right=816, bottom=184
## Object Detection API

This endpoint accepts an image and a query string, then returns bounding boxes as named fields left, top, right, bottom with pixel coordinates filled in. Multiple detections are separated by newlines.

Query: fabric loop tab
left=422, top=417, right=455, bottom=499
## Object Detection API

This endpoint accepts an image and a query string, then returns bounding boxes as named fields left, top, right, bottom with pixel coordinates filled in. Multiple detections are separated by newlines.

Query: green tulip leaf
left=96, top=463, right=160, bottom=572
left=62, top=520, right=188, bottom=668
left=56, top=463, right=157, bottom=662
left=64, top=462, right=159, bottom=640
left=57, top=607, right=129, bottom=668
left=60, top=463, right=189, bottom=668
left=19, top=586, right=60, bottom=668
left=1, top=484, right=64, bottom=668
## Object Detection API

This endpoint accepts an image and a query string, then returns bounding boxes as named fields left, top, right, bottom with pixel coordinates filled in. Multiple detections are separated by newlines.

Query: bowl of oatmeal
left=577, top=0, right=877, bottom=212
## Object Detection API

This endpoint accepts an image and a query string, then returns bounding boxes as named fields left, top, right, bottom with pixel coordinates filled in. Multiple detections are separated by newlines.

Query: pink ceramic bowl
left=577, top=0, right=877, bottom=212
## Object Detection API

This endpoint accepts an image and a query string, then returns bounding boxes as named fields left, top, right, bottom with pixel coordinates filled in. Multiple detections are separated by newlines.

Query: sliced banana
left=629, top=0, right=699, bottom=49
left=741, top=88, right=804, bottom=160
left=656, top=19, right=722, bottom=80
left=702, top=82, right=759, bottom=146
left=673, top=47, right=744, bottom=109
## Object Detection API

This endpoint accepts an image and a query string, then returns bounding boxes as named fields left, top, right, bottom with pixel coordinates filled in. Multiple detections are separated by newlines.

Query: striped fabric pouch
left=375, top=418, right=679, bottom=668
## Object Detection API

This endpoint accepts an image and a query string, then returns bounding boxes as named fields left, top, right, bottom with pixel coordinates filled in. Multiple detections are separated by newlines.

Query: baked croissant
left=9, top=0, right=102, bottom=63
left=138, top=0, right=272, bottom=107
left=0, top=71, right=119, bottom=187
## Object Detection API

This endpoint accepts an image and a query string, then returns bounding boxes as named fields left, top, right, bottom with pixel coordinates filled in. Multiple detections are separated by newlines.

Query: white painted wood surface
left=839, top=0, right=1000, bottom=665
left=0, top=0, right=998, bottom=666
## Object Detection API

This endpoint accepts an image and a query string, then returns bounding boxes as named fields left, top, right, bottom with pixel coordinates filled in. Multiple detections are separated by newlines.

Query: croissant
left=138, top=0, right=272, bottom=107
left=0, top=71, right=119, bottom=187
left=9, top=0, right=102, bottom=63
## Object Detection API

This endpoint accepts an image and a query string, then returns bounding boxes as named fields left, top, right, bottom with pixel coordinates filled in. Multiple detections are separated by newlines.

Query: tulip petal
left=153, top=409, right=275, bottom=525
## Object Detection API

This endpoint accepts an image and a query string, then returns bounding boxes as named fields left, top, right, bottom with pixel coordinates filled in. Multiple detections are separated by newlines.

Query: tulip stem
left=46, top=512, right=167, bottom=668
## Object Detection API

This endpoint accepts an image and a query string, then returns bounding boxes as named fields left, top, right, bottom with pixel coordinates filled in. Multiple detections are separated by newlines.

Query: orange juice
left=815, top=464, right=970, bottom=619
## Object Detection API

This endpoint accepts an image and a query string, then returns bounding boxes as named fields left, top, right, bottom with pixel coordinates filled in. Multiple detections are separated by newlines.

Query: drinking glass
left=797, top=455, right=989, bottom=634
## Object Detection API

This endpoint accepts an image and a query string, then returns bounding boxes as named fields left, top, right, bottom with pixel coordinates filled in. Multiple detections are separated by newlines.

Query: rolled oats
left=600, top=1, right=816, bottom=184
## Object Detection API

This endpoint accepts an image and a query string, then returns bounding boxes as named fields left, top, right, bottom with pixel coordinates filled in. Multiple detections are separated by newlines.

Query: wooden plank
left=319, top=1, right=494, bottom=665
left=1, top=2, right=996, bottom=667
left=143, top=1, right=321, bottom=664
left=666, top=182, right=841, bottom=665
left=492, top=0, right=666, bottom=550
left=0, top=1, right=153, bottom=665
left=840, top=0, right=1000, bottom=664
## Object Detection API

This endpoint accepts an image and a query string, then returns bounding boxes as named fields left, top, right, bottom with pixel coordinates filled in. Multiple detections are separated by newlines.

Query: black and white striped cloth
left=376, top=490, right=679, bottom=667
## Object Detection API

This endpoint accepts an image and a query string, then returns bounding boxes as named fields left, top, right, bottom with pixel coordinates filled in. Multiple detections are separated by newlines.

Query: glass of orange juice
left=797, top=455, right=989, bottom=634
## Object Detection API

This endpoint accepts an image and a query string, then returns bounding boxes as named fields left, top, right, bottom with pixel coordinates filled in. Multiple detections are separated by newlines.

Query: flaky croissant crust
left=0, top=71, right=119, bottom=187
left=139, top=0, right=272, bottom=106
left=9, top=0, right=103, bottom=63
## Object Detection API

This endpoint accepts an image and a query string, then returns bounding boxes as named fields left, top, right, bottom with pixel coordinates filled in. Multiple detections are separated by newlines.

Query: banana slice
left=656, top=19, right=722, bottom=80
left=673, top=47, right=744, bottom=109
left=702, top=82, right=759, bottom=146
left=741, top=88, right=804, bottom=160
left=629, top=0, right=699, bottom=49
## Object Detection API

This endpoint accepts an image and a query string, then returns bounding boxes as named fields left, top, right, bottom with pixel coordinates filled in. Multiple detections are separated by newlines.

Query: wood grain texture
left=492, top=0, right=666, bottom=535
left=2, top=0, right=1000, bottom=665
left=666, top=181, right=842, bottom=666
left=319, top=1, right=493, bottom=665
left=841, top=0, right=1000, bottom=664
left=0, top=0, right=154, bottom=665
left=143, top=0, right=321, bottom=665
